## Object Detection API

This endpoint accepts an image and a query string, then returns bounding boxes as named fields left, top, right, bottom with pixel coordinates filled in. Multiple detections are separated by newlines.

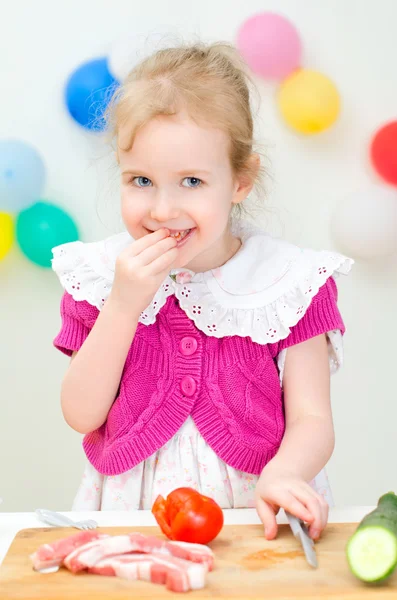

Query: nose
left=150, top=190, right=181, bottom=222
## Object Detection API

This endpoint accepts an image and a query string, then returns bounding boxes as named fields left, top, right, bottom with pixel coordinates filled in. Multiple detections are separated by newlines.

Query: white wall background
left=1, top=0, right=396, bottom=512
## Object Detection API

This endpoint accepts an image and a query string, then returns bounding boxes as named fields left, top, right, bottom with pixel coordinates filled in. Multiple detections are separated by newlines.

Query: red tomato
left=152, top=487, right=224, bottom=544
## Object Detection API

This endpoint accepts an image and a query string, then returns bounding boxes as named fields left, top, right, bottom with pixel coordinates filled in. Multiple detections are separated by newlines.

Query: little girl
left=52, top=43, right=352, bottom=541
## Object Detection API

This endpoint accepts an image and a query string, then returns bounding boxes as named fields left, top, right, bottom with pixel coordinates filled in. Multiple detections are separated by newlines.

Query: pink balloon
left=236, top=12, right=302, bottom=80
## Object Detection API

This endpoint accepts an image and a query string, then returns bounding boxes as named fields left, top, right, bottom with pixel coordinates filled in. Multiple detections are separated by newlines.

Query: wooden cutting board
left=1, top=524, right=397, bottom=599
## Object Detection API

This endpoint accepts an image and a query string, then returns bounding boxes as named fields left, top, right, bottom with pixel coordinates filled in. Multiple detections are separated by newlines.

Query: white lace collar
left=51, top=220, right=353, bottom=344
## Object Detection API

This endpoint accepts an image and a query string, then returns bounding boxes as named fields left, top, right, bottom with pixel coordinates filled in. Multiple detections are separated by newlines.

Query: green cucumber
left=346, top=492, right=397, bottom=583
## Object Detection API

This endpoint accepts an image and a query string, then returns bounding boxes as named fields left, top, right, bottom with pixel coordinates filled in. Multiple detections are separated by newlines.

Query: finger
left=273, top=490, right=314, bottom=524
left=136, top=236, right=177, bottom=266
left=128, top=228, right=170, bottom=257
left=297, top=483, right=329, bottom=521
left=309, top=496, right=329, bottom=540
left=146, top=247, right=179, bottom=275
left=301, top=483, right=330, bottom=525
left=294, top=491, right=323, bottom=538
left=256, top=498, right=278, bottom=540
left=307, top=501, right=328, bottom=540
left=294, top=486, right=329, bottom=540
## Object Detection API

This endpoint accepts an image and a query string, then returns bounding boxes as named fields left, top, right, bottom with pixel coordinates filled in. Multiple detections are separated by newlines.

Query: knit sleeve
left=53, top=291, right=99, bottom=357
left=269, top=277, right=345, bottom=357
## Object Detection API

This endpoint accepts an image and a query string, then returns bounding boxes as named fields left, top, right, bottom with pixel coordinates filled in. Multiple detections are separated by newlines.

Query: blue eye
left=133, top=176, right=152, bottom=187
left=182, top=177, right=202, bottom=188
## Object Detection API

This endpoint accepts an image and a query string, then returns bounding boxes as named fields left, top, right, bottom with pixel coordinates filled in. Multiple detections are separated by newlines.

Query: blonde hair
left=106, top=42, right=266, bottom=215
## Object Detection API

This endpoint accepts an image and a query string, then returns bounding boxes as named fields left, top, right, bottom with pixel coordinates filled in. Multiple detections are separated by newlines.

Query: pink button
left=180, top=376, right=197, bottom=397
left=179, top=337, right=198, bottom=356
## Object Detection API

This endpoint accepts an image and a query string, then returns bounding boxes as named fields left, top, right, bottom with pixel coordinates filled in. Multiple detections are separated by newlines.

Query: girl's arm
left=61, top=300, right=139, bottom=434
left=268, top=333, right=334, bottom=480
left=60, top=228, right=178, bottom=434
left=255, top=333, right=334, bottom=540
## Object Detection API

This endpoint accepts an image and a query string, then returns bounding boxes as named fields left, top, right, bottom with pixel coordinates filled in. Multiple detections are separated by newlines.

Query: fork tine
left=75, top=520, right=97, bottom=530
left=86, top=521, right=96, bottom=529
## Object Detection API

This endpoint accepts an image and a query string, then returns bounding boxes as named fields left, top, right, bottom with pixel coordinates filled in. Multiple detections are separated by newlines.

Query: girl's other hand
left=255, top=466, right=329, bottom=541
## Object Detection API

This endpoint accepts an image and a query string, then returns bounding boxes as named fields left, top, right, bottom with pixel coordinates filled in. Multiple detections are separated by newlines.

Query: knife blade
left=285, top=511, right=318, bottom=568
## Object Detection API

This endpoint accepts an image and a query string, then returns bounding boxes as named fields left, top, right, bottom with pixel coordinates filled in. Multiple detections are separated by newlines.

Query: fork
left=35, top=508, right=98, bottom=530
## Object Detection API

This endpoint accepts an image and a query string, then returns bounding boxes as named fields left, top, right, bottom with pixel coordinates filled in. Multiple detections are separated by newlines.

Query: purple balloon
left=237, top=12, right=302, bottom=80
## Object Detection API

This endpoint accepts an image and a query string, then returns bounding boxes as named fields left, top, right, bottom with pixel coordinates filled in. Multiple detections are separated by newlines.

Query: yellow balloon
left=0, top=212, right=14, bottom=260
left=278, top=69, right=340, bottom=134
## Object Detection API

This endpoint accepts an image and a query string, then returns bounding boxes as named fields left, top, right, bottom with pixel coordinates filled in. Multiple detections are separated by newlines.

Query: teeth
left=170, top=229, right=190, bottom=241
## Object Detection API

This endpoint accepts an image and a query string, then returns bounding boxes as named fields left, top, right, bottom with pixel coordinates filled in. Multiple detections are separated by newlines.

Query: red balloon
left=370, top=121, right=397, bottom=186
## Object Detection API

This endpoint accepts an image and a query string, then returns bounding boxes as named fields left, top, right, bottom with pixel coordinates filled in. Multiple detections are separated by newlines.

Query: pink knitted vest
left=54, top=278, right=344, bottom=476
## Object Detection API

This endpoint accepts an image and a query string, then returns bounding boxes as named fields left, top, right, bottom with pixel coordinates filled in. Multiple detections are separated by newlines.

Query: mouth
left=169, top=228, right=192, bottom=242
left=146, top=227, right=196, bottom=247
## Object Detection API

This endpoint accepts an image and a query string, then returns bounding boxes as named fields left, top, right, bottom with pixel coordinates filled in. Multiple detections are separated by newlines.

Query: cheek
left=121, top=191, right=145, bottom=227
left=194, top=190, right=233, bottom=226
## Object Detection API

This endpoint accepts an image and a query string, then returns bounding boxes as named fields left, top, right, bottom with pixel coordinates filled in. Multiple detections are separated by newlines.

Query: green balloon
left=16, top=201, right=79, bottom=268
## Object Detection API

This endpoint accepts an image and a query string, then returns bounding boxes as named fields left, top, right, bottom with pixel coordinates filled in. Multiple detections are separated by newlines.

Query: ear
left=232, top=153, right=260, bottom=205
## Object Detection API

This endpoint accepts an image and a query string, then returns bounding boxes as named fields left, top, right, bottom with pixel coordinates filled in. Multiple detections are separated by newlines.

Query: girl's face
left=118, top=113, right=252, bottom=272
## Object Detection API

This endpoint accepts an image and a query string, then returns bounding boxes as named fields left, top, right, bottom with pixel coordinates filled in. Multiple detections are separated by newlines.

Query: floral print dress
left=72, top=416, right=334, bottom=511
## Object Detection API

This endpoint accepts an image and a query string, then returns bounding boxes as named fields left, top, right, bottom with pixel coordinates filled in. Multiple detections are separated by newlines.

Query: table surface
left=0, top=506, right=373, bottom=565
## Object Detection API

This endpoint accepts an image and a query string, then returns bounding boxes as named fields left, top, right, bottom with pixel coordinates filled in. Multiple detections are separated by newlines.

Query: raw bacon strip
left=64, top=532, right=214, bottom=573
left=136, top=535, right=214, bottom=570
left=65, top=535, right=135, bottom=572
left=88, top=553, right=207, bottom=593
left=166, top=540, right=214, bottom=571
left=30, top=530, right=109, bottom=571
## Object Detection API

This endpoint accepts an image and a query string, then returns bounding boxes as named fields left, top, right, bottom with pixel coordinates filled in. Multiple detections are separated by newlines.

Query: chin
left=173, top=257, right=188, bottom=270
left=173, top=245, right=195, bottom=270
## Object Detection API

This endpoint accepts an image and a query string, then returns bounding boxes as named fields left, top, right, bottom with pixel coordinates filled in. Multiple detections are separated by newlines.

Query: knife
left=285, top=511, right=318, bottom=568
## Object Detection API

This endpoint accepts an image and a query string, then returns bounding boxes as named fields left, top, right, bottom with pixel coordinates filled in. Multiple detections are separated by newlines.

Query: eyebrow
left=121, top=169, right=212, bottom=176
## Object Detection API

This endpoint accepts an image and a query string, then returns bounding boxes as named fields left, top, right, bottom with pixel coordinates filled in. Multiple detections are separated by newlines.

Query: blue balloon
left=65, top=57, right=119, bottom=131
left=0, top=139, right=46, bottom=212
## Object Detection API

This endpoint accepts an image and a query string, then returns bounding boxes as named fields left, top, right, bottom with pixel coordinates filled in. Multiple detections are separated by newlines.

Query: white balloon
left=108, top=24, right=201, bottom=82
left=331, top=184, right=397, bottom=259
